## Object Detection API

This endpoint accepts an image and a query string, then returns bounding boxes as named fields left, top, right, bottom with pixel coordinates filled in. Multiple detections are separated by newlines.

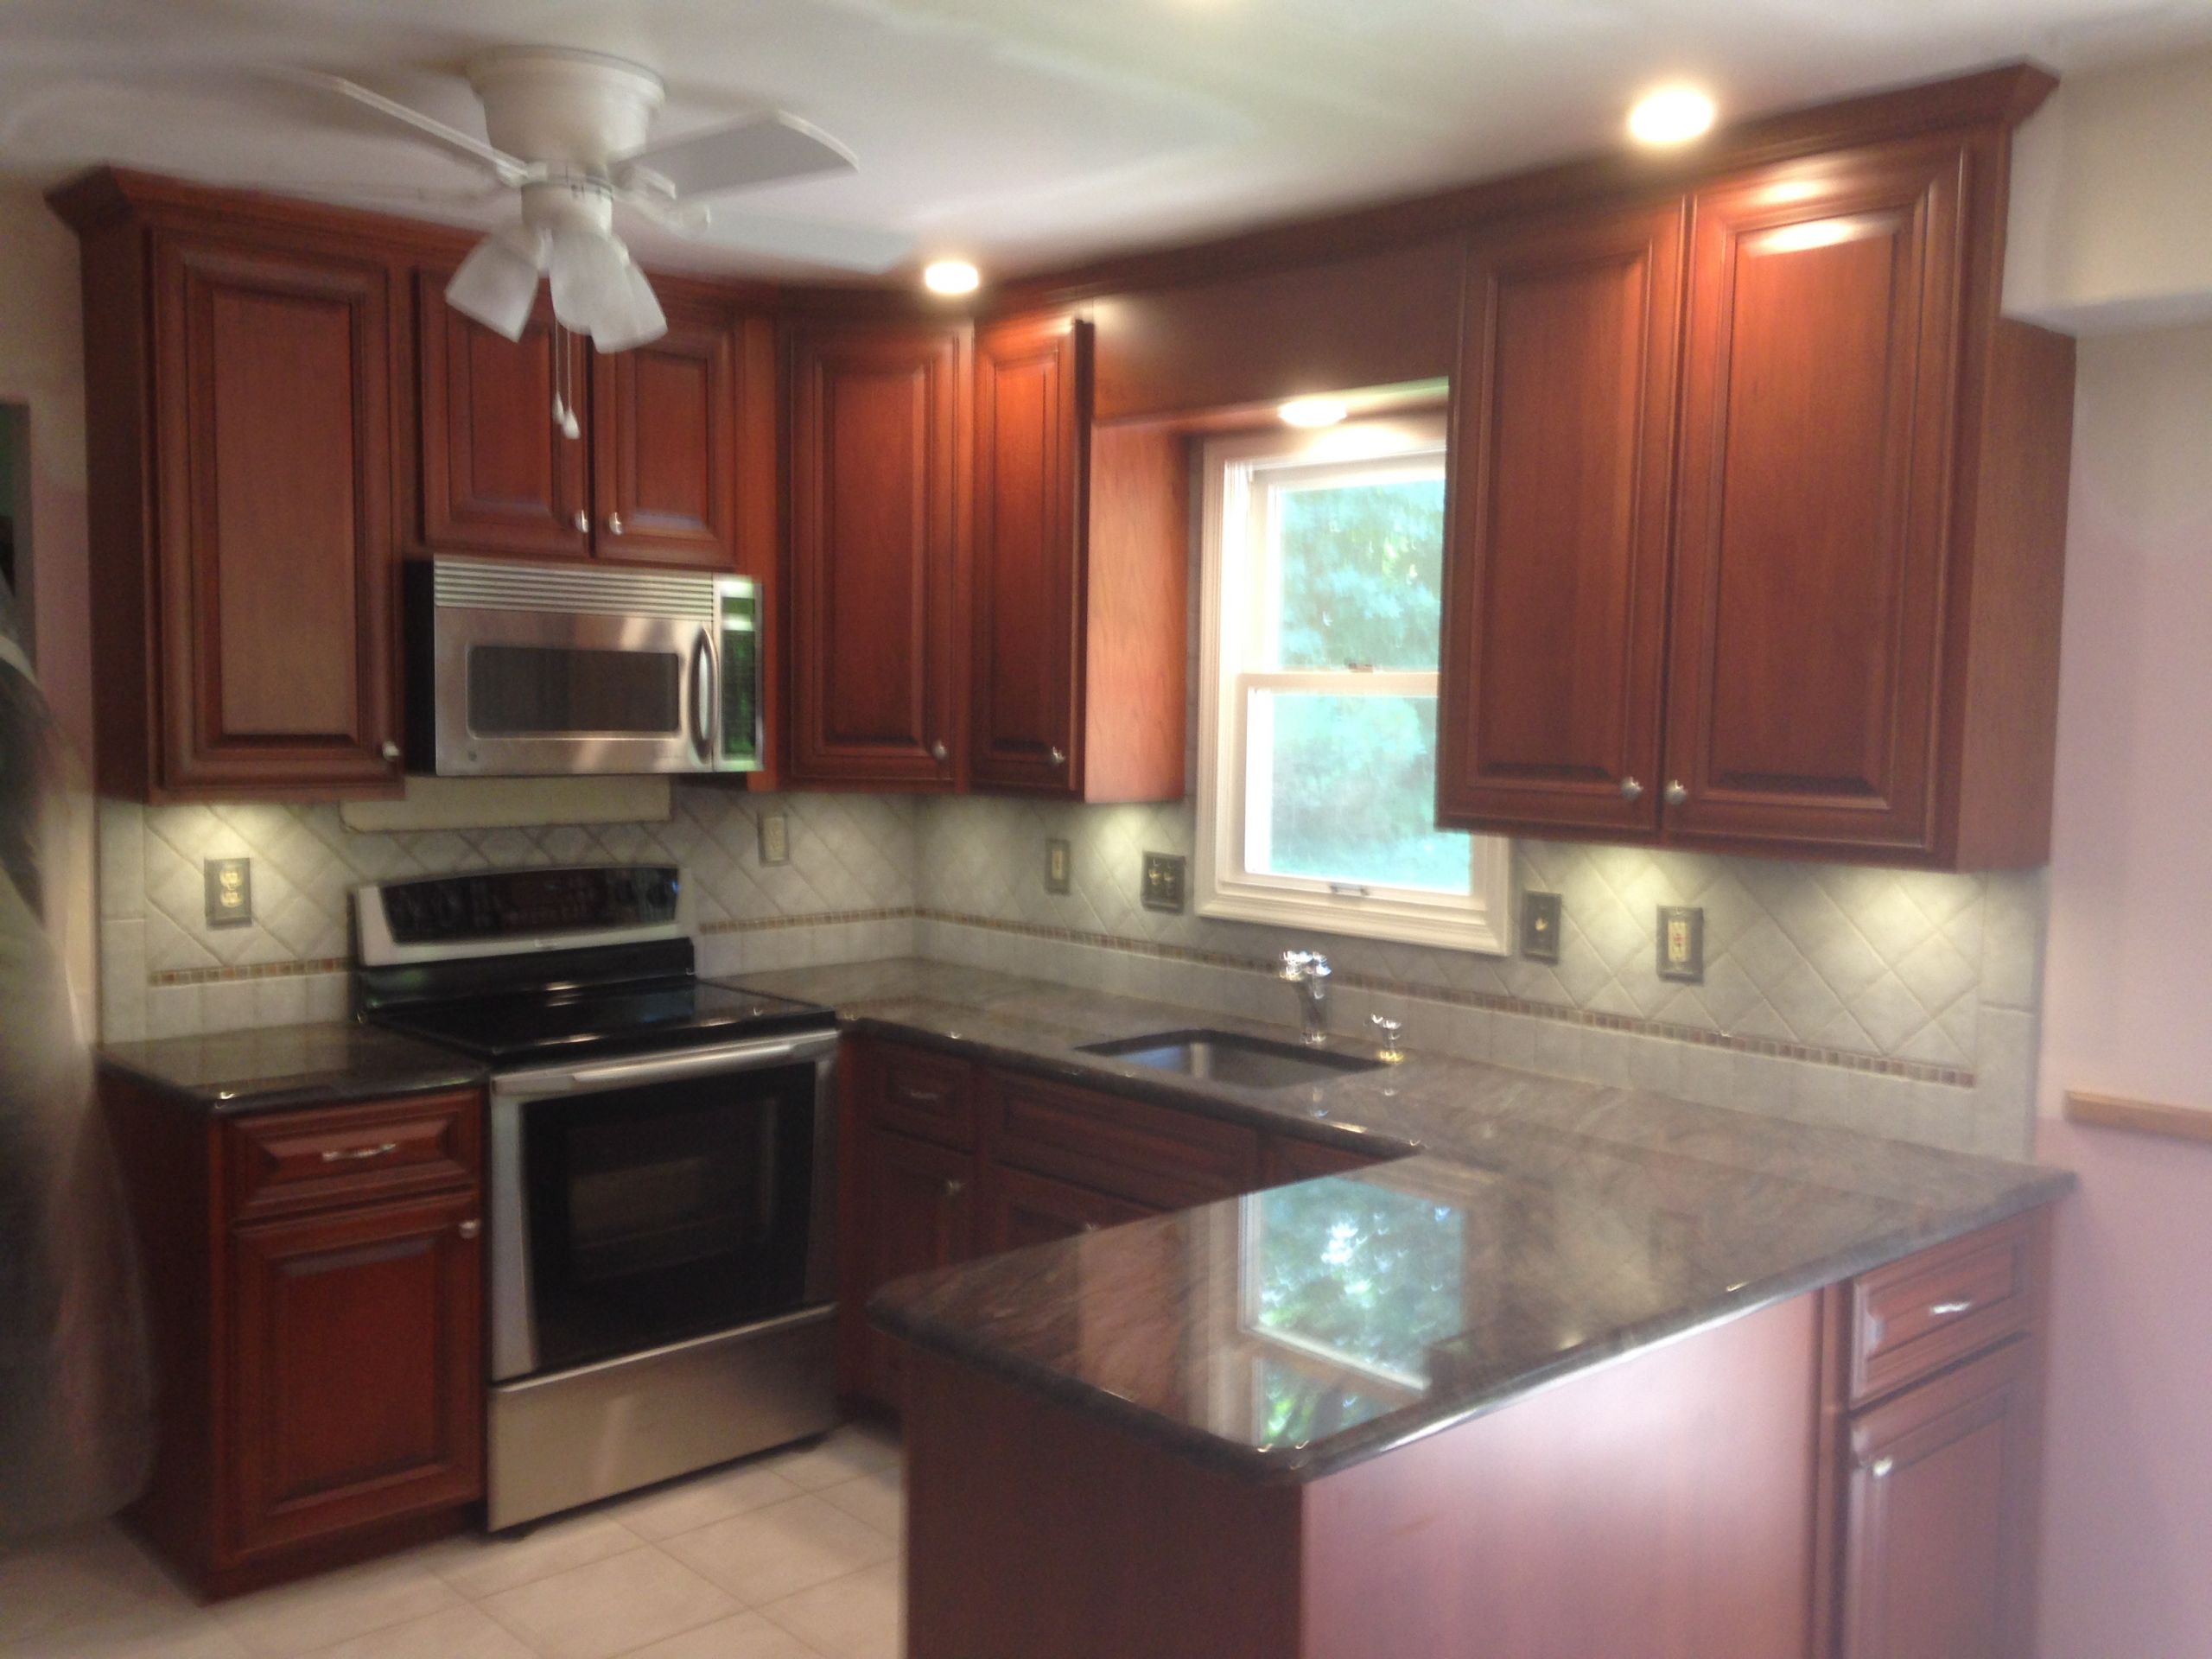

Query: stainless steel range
left=353, top=864, right=840, bottom=1529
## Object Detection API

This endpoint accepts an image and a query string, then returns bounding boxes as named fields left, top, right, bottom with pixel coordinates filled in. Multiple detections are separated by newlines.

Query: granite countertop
left=99, top=1021, right=489, bottom=1114
left=736, top=958, right=2075, bottom=1484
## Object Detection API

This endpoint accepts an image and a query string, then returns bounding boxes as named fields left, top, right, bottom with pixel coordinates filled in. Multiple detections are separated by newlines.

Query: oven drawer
left=1848, top=1215, right=2038, bottom=1404
left=869, top=1042, right=978, bottom=1150
left=986, top=1070, right=1261, bottom=1210
left=226, top=1090, right=482, bottom=1223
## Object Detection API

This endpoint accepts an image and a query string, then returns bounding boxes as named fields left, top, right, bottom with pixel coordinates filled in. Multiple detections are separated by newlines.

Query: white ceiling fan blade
left=614, top=111, right=855, bottom=201
left=282, top=69, right=531, bottom=187
left=658, top=204, right=915, bottom=273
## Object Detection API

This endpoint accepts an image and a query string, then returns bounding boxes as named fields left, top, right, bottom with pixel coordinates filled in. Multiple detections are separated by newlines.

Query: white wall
left=2032, top=322, right=2212, bottom=1659
left=2007, top=46, right=2212, bottom=332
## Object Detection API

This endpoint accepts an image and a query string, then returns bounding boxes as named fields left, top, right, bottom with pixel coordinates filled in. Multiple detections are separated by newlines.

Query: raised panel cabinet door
left=1436, top=200, right=1686, bottom=838
left=856, top=1126, right=976, bottom=1408
left=969, top=315, right=1090, bottom=795
left=416, top=273, right=592, bottom=558
left=155, top=237, right=399, bottom=794
left=226, top=1192, right=483, bottom=1558
left=592, top=307, right=739, bottom=568
left=1666, top=140, right=1967, bottom=857
left=978, top=1162, right=1151, bottom=1254
left=1840, top=1338, right=2040, bottom=1659
left=787, top=321, right=965, bottom=787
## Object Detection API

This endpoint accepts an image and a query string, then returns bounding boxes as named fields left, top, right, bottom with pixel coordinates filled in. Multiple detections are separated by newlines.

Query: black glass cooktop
left=368, top=977, right=834, bottom=1065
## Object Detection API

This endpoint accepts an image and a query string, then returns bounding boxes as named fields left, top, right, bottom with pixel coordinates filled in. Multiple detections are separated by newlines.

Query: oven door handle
left=494, top=1032, right=836, bottom=1100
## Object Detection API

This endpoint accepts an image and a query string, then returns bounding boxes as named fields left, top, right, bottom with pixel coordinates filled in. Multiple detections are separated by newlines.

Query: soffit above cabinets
left=4, top=0, right=2211, bottom=279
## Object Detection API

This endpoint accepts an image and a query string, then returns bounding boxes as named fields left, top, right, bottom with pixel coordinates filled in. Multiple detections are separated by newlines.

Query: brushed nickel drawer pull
left=1929, top=1300, right=1975, bottom=1318
left=321, top=1141, right=400, bottom=1163
left=457, top=1218, right=481, bottom=1239
left=899, top=1087, right=948, bottom=1105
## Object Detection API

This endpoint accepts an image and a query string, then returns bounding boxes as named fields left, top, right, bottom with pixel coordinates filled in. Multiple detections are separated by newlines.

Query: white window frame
left=1195, top=416, right=1510, bottom=955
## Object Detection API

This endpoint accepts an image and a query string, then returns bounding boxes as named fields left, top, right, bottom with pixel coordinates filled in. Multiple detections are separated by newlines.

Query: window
left=1197, top=416, right=1509, bottom=951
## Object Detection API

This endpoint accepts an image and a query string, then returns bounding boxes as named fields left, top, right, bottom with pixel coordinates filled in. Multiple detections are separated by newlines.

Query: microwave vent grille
left=432, top=559, right=717, bottom=620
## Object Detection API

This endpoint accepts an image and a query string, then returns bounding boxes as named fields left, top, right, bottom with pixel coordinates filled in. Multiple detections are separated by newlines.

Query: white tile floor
left=0, top=1426, right=905, bottom=1659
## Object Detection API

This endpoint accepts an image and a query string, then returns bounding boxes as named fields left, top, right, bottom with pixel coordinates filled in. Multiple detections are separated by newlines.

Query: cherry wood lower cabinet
left=836, top=1036, right=1377, bottom=1413
left=99, top=1072, right=485, bottom=1598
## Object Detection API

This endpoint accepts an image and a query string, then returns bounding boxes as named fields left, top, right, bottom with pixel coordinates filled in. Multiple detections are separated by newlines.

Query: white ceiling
left=4, top=0, right=2210, bottom=280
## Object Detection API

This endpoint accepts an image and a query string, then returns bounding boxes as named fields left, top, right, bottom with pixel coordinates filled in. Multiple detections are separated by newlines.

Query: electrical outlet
left=757, top=811, right=791, bottom=867
left=1658, top=906, right=1705, bottom=982
left=204, top=857, right=252, bottom=930
left=1044, top=838, right=1071, bottom=895
left=1141, top=852, right=1187, bottom=912
left=1520, top=891, right=1561, bottom=962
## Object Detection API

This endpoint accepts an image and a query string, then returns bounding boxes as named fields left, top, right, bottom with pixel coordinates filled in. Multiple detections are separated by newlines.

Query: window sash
left=1194, top=416, right=1509, bottom=956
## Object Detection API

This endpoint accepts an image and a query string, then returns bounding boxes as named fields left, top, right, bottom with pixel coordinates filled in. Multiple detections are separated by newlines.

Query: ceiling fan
left=296, top=48, right=913, bottom=361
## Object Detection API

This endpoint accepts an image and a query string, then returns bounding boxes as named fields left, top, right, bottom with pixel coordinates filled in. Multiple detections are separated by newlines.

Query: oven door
left=487, top=1032, right=839, bottom=1383
left=434, top=601, right=719, bottom=776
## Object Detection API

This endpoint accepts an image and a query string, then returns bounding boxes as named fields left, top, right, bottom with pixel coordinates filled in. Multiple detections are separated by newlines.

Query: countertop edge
left=868, top=1170, right=2073, bottom=1485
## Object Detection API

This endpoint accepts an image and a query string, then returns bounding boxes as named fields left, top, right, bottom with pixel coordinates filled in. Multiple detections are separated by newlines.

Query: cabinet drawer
left=226, top=1090, right=481, bottom=1223
left=1849, top=1216, right=2037, bottom=1405
left=872, top=1043, right=978, bottom=1150
left=987, top=1071, right=1261, bottom=1210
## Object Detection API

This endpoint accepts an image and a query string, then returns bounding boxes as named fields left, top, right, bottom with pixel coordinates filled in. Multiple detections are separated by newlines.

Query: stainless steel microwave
left=403, top=558, right=761, bottom=777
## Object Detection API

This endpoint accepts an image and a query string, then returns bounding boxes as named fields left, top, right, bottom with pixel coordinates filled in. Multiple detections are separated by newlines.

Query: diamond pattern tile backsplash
left=912, top=797, right=2048, bottom=1074
left=98, top=787, right=918, bottom=1043
left=93, top=783, right=2047, bottom=1157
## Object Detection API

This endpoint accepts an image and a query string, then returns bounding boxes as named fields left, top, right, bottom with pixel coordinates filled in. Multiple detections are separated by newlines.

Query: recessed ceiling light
left=922, top=259, right=981, bottom=296
left=1279, top=397, right=1349, bottom=429
left=1627, top=86, right=1717, bottom=147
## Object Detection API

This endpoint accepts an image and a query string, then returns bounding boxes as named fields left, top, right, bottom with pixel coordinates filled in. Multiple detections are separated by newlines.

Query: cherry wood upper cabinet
left=785, top=320, right=967, bottom=789
left=970, top=315, right=1087, bottom=793
left=1434, top=132, right=2073, bottom=870
left=592, top=305, right=739, bottom=568
left=415, top=276, right=593, bottom=561
left=142, top=235, right=402, bottom=800
left=1665, top=142, right=1963, bottom=857
left=969, top=313, right=1187, bottom=804
left=1436, top=200, right=1686, bottom=840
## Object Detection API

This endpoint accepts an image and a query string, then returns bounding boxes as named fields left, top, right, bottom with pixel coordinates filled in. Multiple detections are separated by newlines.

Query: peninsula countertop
left=734, top=957, right=2073, bottom=1483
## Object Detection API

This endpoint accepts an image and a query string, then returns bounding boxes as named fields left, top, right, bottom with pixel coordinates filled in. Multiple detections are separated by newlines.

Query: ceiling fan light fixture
left=594, top=260, right=670, bottom=353
left=446, top=224, right=547, bottom=342
left=544, top=221, right=667, bottom=350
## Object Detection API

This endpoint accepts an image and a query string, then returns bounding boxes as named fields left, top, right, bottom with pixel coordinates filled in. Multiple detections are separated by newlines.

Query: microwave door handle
left=689, top=630, right=715, bottom=765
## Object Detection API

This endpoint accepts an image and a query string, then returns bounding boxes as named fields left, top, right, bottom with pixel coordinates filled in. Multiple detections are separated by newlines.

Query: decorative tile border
left=150, top=957, right=349, bottom=988
left=914, top=910, right=1980, bottom=1090
left=699, top=907, right=914, bottom=937
left=141, top=904, right=1975, bottom=1088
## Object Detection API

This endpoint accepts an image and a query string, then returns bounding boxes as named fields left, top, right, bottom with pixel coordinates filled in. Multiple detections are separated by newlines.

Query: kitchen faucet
left=1279, top=950, right=1332, bottom=1046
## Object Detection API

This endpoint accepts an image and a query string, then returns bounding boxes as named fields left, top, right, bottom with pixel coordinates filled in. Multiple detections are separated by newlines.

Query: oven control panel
left=374, top=865, right=681, bottom=945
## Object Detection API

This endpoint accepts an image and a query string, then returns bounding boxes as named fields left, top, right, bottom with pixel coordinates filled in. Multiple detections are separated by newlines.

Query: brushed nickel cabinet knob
left=457, top=1219, right=481, bottom=1240
left=1664, top=780, right=1688, bottom=805
left=931, top=741, right=950, bottom=764
left=379, top=740, right=401, bottom=762
left=1619, top=777, right=1643, bottom=802
left=607, top=512, right=626, bottom=536
left=574, top=509, right=589, bottom=534
left=1050, top=747, right=1067, bottom=768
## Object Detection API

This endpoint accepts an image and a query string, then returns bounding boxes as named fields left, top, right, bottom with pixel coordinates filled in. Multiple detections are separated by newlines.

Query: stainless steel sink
left=1077, top=1028, right=1382, bottom=1090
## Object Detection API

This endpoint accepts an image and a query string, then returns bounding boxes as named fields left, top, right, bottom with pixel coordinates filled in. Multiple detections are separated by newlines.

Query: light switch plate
left=204, top=857, right=252, bottom=930
left=757, top=811, right=791, bottom=867
left=1520, top=891, right=1561, bottom=962
left=1141, top=852, right=1187, bottom=912
left=1045, top=838, right=1071, bottom=895
left=1657, top=906, right=1705, bottom=982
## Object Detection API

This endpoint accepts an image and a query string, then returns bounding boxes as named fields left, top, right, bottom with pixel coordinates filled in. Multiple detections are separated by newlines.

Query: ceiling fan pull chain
left=550, top=320, right=582, bottom=439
